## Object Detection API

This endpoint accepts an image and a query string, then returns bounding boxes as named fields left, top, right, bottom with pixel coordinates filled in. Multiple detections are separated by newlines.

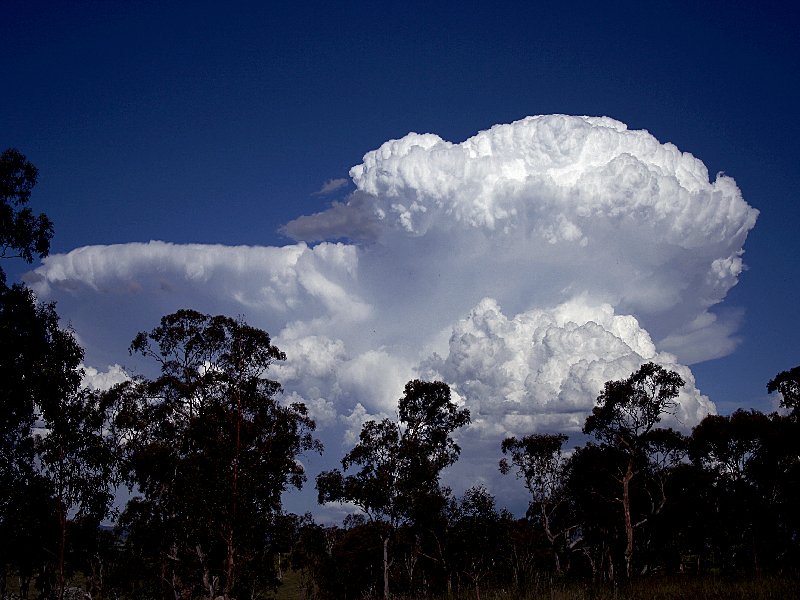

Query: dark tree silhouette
left=317, top=379, right=469, bottom=600
left=113, top=309, right=321, bottom=600
left=446, top=486, right=511, bottom=600
left=563, top=442, right=624, bottom=580
left=1, top=149, right=115, bottom=600
left=690, top=409, right=768, bottom=482
left=500, top=433, right=575, bottom=573
left=583, top=362, right=685, bottom=578
left=36, top=385, right=118, bottom=600
left=0, top=148, right=52, bottom=283
left=767, top=365, right=800, bottom=418
left=690, top=408, right=800, bottom=573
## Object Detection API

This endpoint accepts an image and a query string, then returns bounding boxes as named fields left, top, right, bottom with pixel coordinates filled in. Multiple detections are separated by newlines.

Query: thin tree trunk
left=382, top=534, right=390, bottom=600
left=224, top=385, right=243, bottom=600
left=57, top=444, right=66, bottom=600
left=542, top=503, right=562, bottom=575
left=623, top=456, right=634, bottom=579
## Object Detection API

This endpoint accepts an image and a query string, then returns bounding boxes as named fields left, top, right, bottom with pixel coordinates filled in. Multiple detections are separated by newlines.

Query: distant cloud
left=81, top=363, right=129, bottom=391
left=313, top=177, right=349, bottom=196
left=27, top=115, right=757, bottom=508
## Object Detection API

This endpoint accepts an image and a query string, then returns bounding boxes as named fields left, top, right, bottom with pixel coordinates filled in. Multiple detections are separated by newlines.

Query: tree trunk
left=57, top=482, right=66, bottom=600
left=224, top=526, right=235, bottom=600
left=382, top=534, right=390, bottom=600
left=197, top=544, right=218, bottom=600
left=225, top=386, right=243, bottom=600
left=542, top=503, right=562, bottom=575
left=623, top=455, right=634, bottom=579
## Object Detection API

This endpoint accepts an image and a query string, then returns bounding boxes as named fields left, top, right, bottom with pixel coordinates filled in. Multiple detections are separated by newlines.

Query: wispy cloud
left=312, top=177, right=349, bottom=196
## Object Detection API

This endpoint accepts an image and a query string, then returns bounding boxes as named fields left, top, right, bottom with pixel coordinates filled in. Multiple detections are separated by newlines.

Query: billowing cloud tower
left=29, top=116, right=757, bottom=485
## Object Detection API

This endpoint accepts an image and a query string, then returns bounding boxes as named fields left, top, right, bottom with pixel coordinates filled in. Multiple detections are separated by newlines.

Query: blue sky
left=3, top=1, right=798, bottom=515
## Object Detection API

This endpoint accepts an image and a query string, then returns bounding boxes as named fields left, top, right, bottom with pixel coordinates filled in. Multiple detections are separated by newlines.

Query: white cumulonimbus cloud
left=26, top=115, right=757, bottom=510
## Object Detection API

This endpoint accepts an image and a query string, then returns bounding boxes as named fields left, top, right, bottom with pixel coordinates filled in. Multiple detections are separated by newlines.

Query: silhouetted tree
left=37, top=385, right=118, bottom=600
left=0, top=148, right=55, bottom=594
left=114, top=309, right=321, bottom=600
left=691, top=408, right=800, bottom=573
left=0, top=286, right=63, bottom=577
left=0, top=148, right=53, bottom=284
left=583, top=362, right=685, bottom=578
left=1, top=149, right=115, bottom=599
left=690, top=409, right=768, bottom=483
left=768, top=365, right=800, bottom=418
left=317, top=380, right=469, bottom=600
left=563, top=442, right=625, bottom=580
left=500, top=433, right=575, bottom=573
left=446, top=486, right=511, bottom=600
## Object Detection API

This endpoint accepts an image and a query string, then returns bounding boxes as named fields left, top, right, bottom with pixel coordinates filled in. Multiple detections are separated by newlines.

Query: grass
left=269, top=573, right=800, bottom=600
left=510, top=575, right=800, bottom=600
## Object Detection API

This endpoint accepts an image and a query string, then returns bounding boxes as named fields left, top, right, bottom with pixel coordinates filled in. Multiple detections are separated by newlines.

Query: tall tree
left=114, top=309, right=321, bottom=600
left=563, top=442, right=626, bottom=581
left=691, top=408, right=800, bottom=573
left=500, top=433, right=575, bottom=573
left=583, top=362, right=685, bottom=578
left=0, top=148, right=55, bottom=525
left=1, top=149, right=114, bottom=598
left=0, top=275, right=116, bottom=600
left=317, top=380, right=470, bottom=600
left=0, top=147, right=56, bottom=530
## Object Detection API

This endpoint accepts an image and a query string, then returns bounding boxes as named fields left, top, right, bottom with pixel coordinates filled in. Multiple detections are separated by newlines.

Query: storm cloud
left=27, top=115, right=757, bottom=502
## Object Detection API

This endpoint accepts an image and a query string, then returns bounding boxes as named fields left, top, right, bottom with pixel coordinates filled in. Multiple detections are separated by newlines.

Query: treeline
left=2, top=148, right=799, bottom=600
left=294, top=366, right=800, bottom=599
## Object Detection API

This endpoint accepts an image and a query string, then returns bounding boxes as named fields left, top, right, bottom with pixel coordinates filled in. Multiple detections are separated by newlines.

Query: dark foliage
left=0, top=148, right=52, bottom=283
left=113, top=309, right=321, bottom=600
left=1, top=149, right=115, bottom=600
left=317, top=379, right=470, bottom=599
left=767, top=365, right=800, bottom=418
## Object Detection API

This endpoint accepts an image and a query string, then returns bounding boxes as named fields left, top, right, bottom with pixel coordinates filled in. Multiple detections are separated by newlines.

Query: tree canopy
left=0, top=148, right=52, bottom=283
left=767, top=365, right=800, bottom=418
left=583, top=362, right=685, bottom=579
left=113, top=309, right=321, bottom=600
left=317, top=379, right=470, bottom=599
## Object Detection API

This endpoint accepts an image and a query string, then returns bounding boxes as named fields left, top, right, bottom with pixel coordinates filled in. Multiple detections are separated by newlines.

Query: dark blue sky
left=3, top=1, right=799, bottom=415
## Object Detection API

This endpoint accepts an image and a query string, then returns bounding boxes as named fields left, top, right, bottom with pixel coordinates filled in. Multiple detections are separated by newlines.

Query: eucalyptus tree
left=583, top=362, right=685, bottom=579
left=446, top=486, right=511, bottom=600
left=114, top=309, right=321, bottom=600
left=1, top=275, right=113, bottom=600
left=691, top=406, right=800, bottom=572
left=1, top=149, right=117, bottom=599
left=37, top=381, right=118, bottom=600
left=1, top=147, right=55, bottom=539
left=500, top=433, right=574, bottom=573
left=317, top=380, right=470, bottom=600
